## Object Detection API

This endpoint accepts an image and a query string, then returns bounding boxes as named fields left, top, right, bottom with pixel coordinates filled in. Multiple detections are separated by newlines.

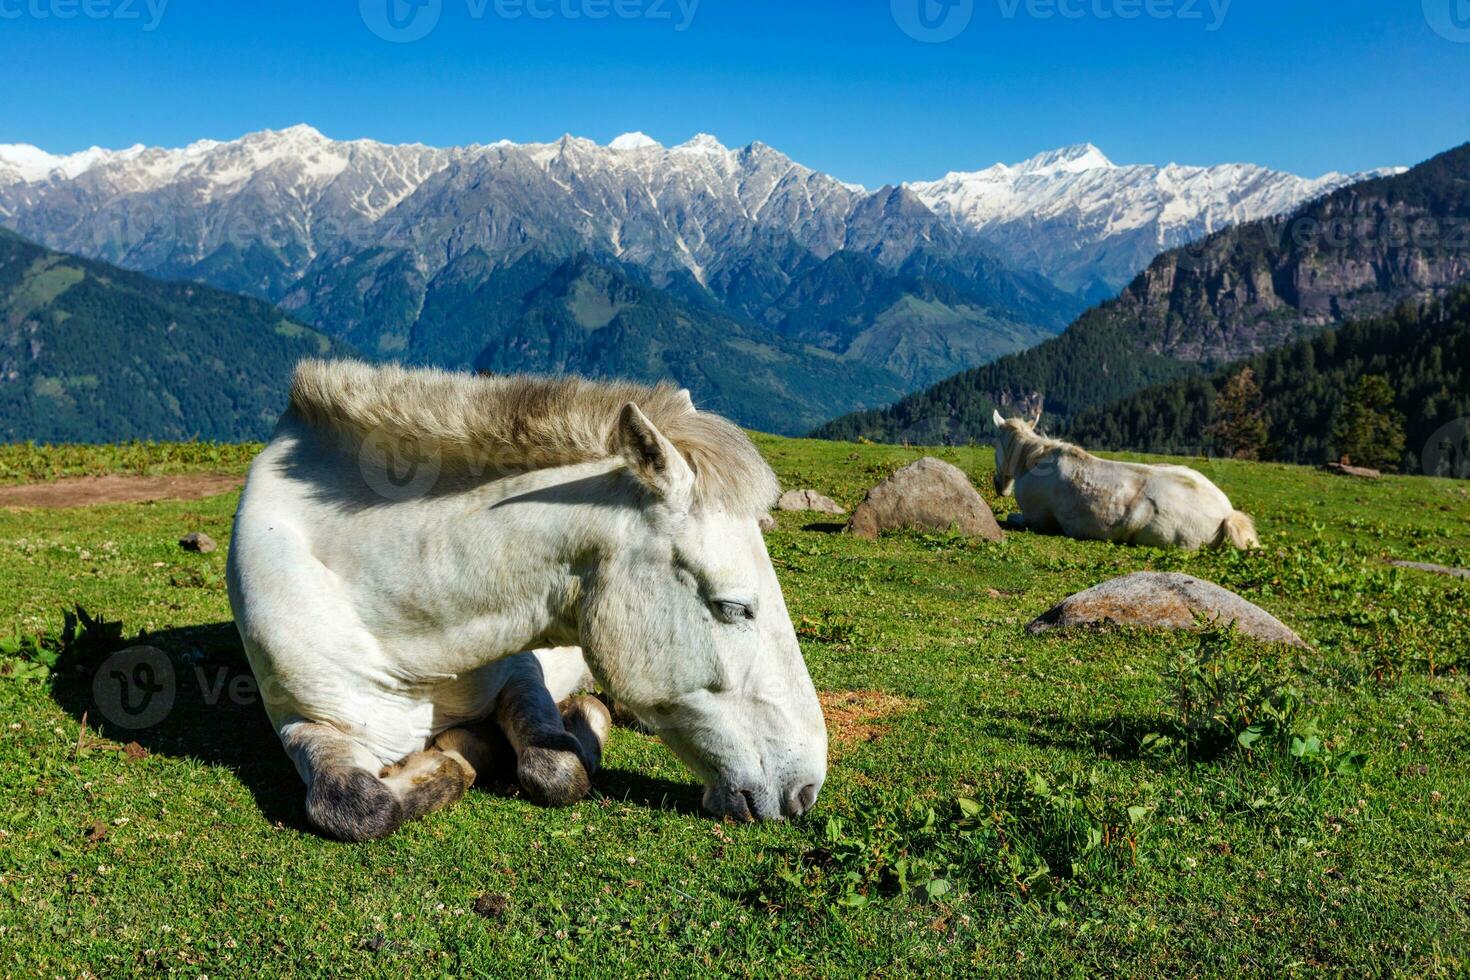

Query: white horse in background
left=227, top=360, right=826, bottom=841
left=991, top=410, right=1260, bottom=550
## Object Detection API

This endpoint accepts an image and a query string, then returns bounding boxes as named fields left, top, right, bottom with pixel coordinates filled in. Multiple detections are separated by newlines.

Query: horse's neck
left=384, top=459, right=639, bottom=654
left=464, top=456, right=639, bottom=576
left=1009, top=431, right=1056, bottom=476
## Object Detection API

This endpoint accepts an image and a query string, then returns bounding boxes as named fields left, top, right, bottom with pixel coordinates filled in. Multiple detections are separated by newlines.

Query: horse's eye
left=713, top=600, right=755, bottom=624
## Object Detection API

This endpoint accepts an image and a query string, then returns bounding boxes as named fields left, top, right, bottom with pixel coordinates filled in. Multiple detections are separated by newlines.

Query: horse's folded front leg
left=285, top=722, right=473, bottom=842
left=495, top=672, right=611, bottom=807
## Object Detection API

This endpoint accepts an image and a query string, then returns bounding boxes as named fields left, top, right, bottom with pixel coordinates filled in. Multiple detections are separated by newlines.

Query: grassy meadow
left=0, top=436, right=1468, bottom=977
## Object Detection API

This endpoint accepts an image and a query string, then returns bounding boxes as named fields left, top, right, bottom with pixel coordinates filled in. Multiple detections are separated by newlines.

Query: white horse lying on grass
left=227, top=360, right=827, bottom=841
left=991, top=410, right=1259, bottom=550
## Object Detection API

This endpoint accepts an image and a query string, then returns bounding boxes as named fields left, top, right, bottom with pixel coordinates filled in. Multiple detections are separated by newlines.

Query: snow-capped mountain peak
left=609, top=131, right=661, bottom=151
left=1016, top=142, right=1116, bottom=176
left=0, top=142, right=145, bottom=182
left=674, top=133, right=728, bottom=154
left=909, top=145, right=1401, bottom=294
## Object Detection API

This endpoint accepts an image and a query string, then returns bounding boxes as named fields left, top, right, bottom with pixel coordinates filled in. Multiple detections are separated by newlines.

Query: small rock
left=178, top=532, right=217, bottom=554
left=84, top=821, right=108, bottom=843
left=1389, top=560, right=1470, bottom=580
left=473, top=893, right=510, bottom=919
left=776, top=489, right=845, bottom=515
left=1027, top=571, right=1307, bottom=648
left=846, top=458, right=1003, bottom=542
left=757, top=514, right=777, bottom=533
left=122, top=741, right=149, bottom=762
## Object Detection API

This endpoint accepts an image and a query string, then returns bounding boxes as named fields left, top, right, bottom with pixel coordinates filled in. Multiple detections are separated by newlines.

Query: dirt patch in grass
left=818, top=690, right=920, bottom=755
left=0, top=473, right=243, bottom=509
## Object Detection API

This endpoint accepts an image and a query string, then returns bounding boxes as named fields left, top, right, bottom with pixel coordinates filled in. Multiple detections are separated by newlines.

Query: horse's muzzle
left=704, top=777, right=821, bottom=821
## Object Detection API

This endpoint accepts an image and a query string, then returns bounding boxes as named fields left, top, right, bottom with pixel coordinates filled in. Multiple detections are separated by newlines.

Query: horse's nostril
left=786, top=782, right=819, bottom=816
left=738, top=789, right=758, bottom=822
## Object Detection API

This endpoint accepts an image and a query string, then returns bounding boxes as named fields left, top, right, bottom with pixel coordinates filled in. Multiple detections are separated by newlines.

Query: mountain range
left=814, top=143, right=1470, bottom=445
left=910, top=143, right=1400, bottom=300
left=0, top=127, right=1392, bottom=430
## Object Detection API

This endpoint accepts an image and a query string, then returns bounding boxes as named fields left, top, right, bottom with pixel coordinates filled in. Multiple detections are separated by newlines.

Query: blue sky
left=3, top=0, right=1467, bottom=186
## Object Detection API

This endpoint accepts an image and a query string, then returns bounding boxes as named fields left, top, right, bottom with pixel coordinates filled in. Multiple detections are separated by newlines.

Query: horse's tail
left=1216, top=510, right=1260, bottom=550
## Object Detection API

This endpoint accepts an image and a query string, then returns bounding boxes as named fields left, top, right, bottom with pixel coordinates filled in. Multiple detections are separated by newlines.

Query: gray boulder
left=847, top=457, right=1002, bottom=542
left=178, top=532, right=217, bottom=554
left=777, top=489, right=845, bottom=515
left=1027, top=571, right=1307, bottom=647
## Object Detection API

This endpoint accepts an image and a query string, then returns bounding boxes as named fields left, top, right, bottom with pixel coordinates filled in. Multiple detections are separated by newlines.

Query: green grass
left=0, top=440, right=260, bottom=486
left=1, top=438, right=1468, bottom=977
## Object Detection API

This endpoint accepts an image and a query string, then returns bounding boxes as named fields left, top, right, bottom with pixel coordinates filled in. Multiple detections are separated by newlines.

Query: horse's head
left=991, top=408, right=1042, bottom=496
left=578, top=405, right=826, bottom=822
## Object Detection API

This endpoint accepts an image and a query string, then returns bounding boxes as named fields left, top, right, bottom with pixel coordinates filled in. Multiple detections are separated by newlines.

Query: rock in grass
left=1324, top=461, right=1381, bottom=479
left=1389, top=560, right=1470, bottom=580
left=178, top=532, right=217, bottom=554
left=1027, top=571, right=1307, bottom=648
left=777, top=489, right=845, bottom=515
left=846, top=458, right=1002, bottom=542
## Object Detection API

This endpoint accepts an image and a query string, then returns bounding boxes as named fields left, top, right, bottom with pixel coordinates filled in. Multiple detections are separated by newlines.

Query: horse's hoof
left=517, top=735, right=592, bottom=807
left=307, top=767, right=406, bottom=843
left=561, top=694, right=613, bottom=748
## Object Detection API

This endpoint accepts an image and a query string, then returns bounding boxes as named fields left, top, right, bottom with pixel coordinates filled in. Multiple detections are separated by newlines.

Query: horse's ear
left=992, top=409, right=1005, bottom=429
left=617, top=403, right=694, bottom=507
left=1030, top=408, right=1043, bottom=428
left=675, top=389, right=695, bottom=413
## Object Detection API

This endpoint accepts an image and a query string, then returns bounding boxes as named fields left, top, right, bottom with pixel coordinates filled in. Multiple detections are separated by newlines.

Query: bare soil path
left=0, top=474, right=243, bottom=509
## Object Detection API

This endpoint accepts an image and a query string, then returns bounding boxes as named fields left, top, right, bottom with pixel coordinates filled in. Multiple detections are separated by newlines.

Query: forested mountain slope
left=1067, top=289, right=1470, bottom=476
left=0, top=229, right=348, bottom=443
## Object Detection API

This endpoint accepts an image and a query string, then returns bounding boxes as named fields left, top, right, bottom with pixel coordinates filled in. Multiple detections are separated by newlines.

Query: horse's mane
left=288, top=359, right=778, bottom=516
left=1001, top=419, right=1088, bottom=473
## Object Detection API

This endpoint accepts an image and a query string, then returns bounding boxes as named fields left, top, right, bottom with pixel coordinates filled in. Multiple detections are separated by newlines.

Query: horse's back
left=1020, top=451, right=1238, bottom=550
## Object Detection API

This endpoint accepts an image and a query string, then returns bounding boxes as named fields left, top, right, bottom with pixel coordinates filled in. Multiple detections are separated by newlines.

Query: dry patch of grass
left=818, top=690, right=920, bottom=756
